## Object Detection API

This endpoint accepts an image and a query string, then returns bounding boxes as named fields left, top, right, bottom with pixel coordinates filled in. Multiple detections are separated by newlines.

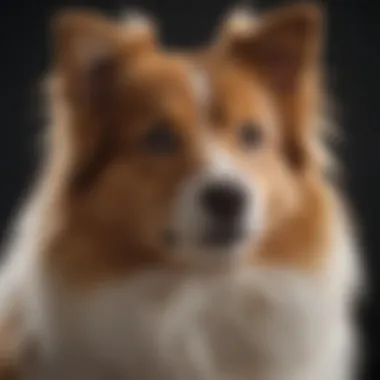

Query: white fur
left=169, top=69, right=263, bottom=260
left=189, top=67, right=211, bottom=111
left=120, top=10, right=154, bottom=37
left=0, top=186, right=360, bottom=380
left=219, top=7, right=259, bottom=40
left=225, top=8, right=259, bottom=34
left=171, top=137, right=261, bottom=261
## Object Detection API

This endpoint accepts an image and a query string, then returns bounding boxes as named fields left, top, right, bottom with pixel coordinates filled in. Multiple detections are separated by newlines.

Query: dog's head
left=47, top=4, right=330, bottom=279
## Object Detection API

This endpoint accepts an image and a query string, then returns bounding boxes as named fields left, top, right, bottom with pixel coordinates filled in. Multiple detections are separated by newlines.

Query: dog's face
left=114, top=57, right=282, bottom=264
left=50, top=4, right=325, bottom=274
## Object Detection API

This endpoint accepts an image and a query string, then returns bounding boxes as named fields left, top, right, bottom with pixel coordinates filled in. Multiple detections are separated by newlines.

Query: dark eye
left=239, top=122, right=263, bottom=149
left=143, top=123, right=180, bottom=155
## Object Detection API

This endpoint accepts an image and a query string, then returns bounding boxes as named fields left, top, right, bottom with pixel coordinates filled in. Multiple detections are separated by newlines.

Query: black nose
left=201, top=181, right=247, bottom=220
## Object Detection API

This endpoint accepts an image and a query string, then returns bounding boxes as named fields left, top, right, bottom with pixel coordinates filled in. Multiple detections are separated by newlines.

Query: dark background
left=0, top=0, right=378, bottom=379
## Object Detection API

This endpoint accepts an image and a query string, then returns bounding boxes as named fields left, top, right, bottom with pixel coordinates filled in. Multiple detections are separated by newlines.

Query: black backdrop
left=0, top=0, right=378, bottom=379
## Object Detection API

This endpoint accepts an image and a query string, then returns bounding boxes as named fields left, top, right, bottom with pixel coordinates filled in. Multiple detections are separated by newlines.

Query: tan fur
left=0, top=315, right=20, bottom=380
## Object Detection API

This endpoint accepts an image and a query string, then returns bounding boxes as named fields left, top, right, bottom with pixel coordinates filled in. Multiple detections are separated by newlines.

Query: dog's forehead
left=121, top=50, right=269, bottom=123
left=121, top=54, right=196, bottom=103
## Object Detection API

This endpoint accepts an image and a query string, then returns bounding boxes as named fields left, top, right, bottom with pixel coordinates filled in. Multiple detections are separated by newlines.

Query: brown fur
left=29, top=3, right=336, bottom=289
left=0, top=317, right=20, bottom=380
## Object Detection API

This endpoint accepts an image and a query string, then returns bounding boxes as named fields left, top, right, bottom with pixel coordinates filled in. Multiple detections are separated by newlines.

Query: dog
left=0, top=3, right=362, bottom=379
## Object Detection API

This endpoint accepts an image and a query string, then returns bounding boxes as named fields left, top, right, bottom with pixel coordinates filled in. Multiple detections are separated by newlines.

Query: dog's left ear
left=220, top=3, right=323, bottom=93
left=219, top=3, right=325, bottom=169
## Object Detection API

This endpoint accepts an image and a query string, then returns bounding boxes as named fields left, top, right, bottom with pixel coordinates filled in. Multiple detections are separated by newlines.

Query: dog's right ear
left=49, top=10, right=158, bottom=191
left=51, top=10, right=156, bottom=110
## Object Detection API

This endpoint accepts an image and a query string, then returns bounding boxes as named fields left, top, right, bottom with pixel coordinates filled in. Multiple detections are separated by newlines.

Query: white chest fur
left=1, top=195, right=360, bottom=380
left=34, top=263, right=357, bottom=380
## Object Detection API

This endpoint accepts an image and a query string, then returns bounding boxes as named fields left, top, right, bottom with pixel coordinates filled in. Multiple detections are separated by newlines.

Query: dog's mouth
left=200, top=222, right=247, bottom=248
left=163, top=221, right=250, bottom=256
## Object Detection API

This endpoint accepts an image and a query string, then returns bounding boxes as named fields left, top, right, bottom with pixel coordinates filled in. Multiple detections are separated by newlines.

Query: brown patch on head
left=40, top=3, right=335, bottom=288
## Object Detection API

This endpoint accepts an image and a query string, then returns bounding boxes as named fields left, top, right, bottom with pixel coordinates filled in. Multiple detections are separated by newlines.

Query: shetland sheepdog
left=0, top=3, right=361, bottom=379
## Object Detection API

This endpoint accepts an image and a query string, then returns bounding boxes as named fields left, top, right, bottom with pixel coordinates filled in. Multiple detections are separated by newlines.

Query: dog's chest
left=37, top=269, right=353, bottom=380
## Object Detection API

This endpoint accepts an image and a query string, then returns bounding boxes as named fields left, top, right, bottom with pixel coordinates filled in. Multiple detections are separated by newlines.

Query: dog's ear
left=51, top=10, right=156, bottom=113
left=221, top=3, right=323, bottom=93
left=220, top=3, right=325, bottom=170
left=49, top=10, right=157, bottom=191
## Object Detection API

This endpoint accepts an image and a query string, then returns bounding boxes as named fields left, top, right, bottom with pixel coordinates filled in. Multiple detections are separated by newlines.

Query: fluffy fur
left=0, top=3, right=362, bottom=380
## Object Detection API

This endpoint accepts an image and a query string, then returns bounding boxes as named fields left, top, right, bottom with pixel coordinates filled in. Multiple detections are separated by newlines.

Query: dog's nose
left=200, top=181, right=247, bottom=220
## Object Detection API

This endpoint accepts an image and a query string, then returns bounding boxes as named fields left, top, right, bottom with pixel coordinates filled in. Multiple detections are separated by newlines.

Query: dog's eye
left=143, top=123, right=180, bottom=155
left=239, top=123, right=263, bottom=149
